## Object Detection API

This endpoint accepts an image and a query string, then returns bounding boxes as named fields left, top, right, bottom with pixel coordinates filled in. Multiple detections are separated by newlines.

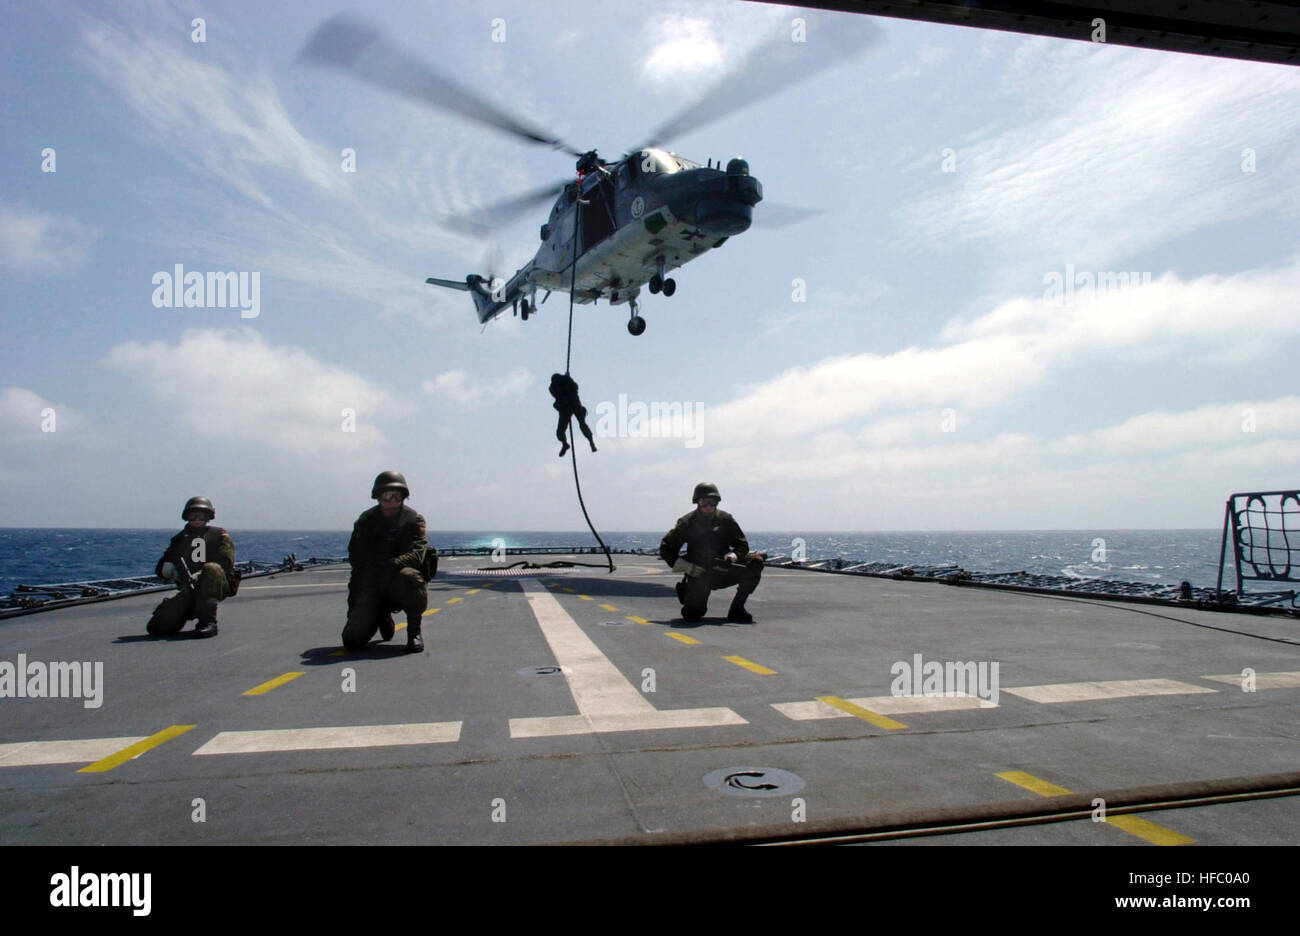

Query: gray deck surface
left=1, top=554, right=1297, bottom=845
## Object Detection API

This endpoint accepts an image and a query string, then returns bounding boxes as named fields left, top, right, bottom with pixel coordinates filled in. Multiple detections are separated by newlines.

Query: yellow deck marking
left=466, top=589, right=481, bottom=595
left=1106, top=815, right=1195, bottom=846
left=329, top=649, right=346, bottom=657
left=996, top=771, right=1194, bottom=845
left=580, top=595, right=594, bottom=601
left=562, top=588, right=576, bottom=593
left=600, top=603, right=619, bottom=611
left=422, top=607, right=440, bottom=617
left=816, top=695, right=908, bottom=730
left=446, top=597, right=462, bottom=605
left=997, top=770, right=1072, bottom=797
left=724, top=655, right=776, bottom=675
left=78, top=725, right=196, bottom=773
left=626, top=616, right=650, bottom=625
left=667, top=632, right=701, bottom=645
left=396, top=622, right=407, bottom=632
left=243, top=672, right=306, bottom=696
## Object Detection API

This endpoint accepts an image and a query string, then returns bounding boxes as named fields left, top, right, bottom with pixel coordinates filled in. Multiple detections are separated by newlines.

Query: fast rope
left=563, top=185, right=613, bottom=572
left=485, top=559, right=615, bottom=571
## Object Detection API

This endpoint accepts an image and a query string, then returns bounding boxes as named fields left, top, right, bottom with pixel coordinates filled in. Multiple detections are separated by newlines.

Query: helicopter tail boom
left=426, top=272, right=528, bottom=324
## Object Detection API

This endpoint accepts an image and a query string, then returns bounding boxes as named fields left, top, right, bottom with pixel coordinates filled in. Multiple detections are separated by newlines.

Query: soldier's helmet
left=372, top=470, right=410, bottom=500
left=692, top=482, right=720, bottom=503
left=182, top=496, right=215, bottom=520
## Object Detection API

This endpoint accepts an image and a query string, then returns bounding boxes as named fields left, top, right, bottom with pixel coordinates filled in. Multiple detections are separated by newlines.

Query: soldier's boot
left=725, top=600, right=753, bottom=624
left=726, top=585, right=755, bottom=623
left=147, top=591, right=191, bottom=636
left=194, top=599, right=220, bottom=638
left=406, top=620, right=424, bottom=653
left=379, top=614, right=396, bottom=641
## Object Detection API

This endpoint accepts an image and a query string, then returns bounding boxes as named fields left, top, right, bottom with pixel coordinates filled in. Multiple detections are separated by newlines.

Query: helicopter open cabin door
left=578, top=172, right=616, bottom=253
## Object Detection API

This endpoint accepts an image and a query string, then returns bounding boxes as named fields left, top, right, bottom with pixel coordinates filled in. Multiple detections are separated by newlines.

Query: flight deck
left=1, top=554, right=1297, bottom=846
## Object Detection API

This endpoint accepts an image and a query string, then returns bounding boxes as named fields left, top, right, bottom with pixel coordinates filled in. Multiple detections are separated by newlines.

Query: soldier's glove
left=160, top=562, right=177, bottom=582
left=672, top=557, right=705, bottom=578
left=724, top=552, right=738, bottom=564
left=745, top=551, right=766, bottom=568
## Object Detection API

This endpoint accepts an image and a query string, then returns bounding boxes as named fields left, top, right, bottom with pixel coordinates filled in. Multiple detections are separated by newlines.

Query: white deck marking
left=1204, top=671, right=1300, bottom=689
left=1003, top=678, right=1216, bottom=703
left=775, top=694, right=993, bottom=721
left=192, top=722, right=462, bottom=755
left=0, top=737, right=147, bottom=767
left=510, top=581, right=746, bottom=738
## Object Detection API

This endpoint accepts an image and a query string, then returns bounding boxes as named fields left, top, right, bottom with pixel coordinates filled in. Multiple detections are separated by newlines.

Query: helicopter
left=300, top=15, right=878, bottom=336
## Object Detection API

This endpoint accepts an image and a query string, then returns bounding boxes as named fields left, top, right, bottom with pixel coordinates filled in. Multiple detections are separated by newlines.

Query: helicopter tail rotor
left=425, top=273, right=507, bottom=325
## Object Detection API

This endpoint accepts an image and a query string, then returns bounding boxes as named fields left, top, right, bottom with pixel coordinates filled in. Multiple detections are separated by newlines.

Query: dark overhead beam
left=761, top=1, right=1300, bottom=66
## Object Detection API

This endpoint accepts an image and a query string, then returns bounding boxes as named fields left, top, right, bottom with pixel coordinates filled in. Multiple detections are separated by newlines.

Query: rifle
left=171, top=554, right=195, bottom=598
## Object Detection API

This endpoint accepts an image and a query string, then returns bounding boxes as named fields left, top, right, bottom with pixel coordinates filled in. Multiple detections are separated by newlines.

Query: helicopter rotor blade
left=755, top=203, right=822, bottom=229
left=440, top=179, right=569, bottom=235
left=635, top=15, right=880, bottom=151
left=299, top=16, right=582, bottom=156
left=482, top=237, right=504, bottom=280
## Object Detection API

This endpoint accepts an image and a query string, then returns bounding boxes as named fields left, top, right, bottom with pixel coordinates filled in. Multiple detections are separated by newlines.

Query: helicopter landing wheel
left=661, top=278, right=676, bottom=297
left=628, top=315, right=646, bottom=336
left=648, top=274, right=662, bottom=295
left=520, top=298, right=531, bottom=320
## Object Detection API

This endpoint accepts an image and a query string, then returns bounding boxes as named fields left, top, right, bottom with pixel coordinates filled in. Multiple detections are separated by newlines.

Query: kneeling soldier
left=659, top=482, right=764, bottom=623
left=147, top=496, right=238, bottom=638
left=343, top=471, right=435, bottom=653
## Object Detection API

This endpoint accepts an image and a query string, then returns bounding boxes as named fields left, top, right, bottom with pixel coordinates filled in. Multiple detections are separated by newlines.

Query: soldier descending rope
left=549, top=372, right=597, bottom=458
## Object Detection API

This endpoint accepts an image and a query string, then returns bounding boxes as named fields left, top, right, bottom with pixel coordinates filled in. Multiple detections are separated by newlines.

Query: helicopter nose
left=693, top=169, right=761, bottom=236
left=695, top=202, right=752, bottom=236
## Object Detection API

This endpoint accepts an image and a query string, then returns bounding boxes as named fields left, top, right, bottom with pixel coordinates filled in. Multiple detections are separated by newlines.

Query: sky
left=1, top=0, right=1298, bottom=532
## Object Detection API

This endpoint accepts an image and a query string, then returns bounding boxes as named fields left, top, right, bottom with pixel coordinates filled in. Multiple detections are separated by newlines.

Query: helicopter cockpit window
left=640, top=148, right=680, bottom=174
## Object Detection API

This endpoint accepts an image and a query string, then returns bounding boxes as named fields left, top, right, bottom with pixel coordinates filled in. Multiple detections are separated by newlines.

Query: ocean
left=0, top=528, right=1235, bottom=596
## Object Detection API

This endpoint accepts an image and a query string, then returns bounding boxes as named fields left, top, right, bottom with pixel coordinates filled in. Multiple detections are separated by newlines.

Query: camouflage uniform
left=147, top=526, right=237, bottom=635
left=550, top=373, right=597, bottom=457
left=659, top=508, right=763, bottom=620
left=342, top=505, right=430, bottom=650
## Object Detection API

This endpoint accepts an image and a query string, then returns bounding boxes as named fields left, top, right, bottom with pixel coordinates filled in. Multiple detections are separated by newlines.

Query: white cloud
left=0, top=203, right=97, bottom=274
left=421, top=368, right=532, bottom=409
left=677, top=257, right=1300, bottom=487
left=897, top=49, right=1300, bottom=267
left=703, top=432, right=1038, bottom=484
left=79, top=21, right=342, bottom=209
left=0, top=387, right=93, bottom=487
left=942, top=260, right=1300, bottom=359
left=0, top=387, right=85, bottom=444
left=705, top=334, right=1048, bottom=445
left=1051, top=397, right=1300, bottom=455
left=640, top=16, right=729, bottom=87
left=75, top=16, right=472, bottom=328
left=888, top=44, right=951, bottom=82
left=105, top=329, right=405, bottom=455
